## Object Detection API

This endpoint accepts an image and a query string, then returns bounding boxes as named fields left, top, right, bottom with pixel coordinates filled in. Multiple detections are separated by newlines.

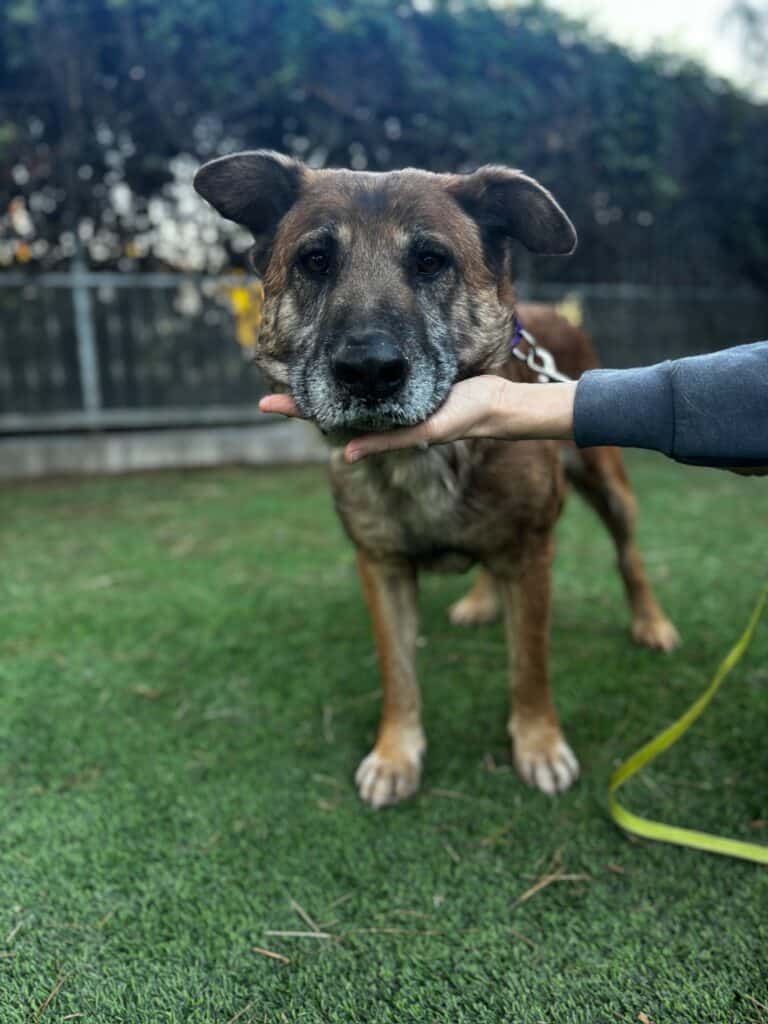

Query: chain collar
left=510, top=316, right=572, bottom=383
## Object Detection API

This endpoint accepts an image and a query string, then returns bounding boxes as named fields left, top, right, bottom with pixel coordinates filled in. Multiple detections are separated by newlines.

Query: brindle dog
left=194, top=151, right=679, bottom=808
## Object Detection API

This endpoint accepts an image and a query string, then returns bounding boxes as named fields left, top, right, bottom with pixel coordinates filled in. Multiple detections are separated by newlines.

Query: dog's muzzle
left=331, top=331, right=409, bottom=401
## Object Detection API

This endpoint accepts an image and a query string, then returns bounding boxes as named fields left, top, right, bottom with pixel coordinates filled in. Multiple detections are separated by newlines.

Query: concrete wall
left=0, top=420, right=328, bottom=480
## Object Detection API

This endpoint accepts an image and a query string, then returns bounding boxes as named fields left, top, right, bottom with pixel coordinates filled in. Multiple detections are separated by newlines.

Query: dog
left=194, top=151, right=679, bottom=808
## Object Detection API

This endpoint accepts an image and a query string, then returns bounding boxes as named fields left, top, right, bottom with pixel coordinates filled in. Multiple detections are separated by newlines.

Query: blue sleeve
left=572, top=341, right=768, bottom=468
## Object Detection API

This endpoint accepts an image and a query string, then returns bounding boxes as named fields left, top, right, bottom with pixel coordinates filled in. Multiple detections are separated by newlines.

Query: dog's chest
left=330, top=444, right=474, bottom=568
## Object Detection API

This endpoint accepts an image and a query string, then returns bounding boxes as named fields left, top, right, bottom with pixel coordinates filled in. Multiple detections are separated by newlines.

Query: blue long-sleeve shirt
left=573, top=341, right=768, bottom=468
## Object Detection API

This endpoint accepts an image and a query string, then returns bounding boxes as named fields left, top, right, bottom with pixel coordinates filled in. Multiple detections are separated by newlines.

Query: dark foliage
left=1, top=0, right=766, bottom=287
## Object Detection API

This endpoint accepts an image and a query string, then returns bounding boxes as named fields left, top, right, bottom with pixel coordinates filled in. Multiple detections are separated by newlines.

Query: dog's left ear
left=448, top=165, right=576, bottom=255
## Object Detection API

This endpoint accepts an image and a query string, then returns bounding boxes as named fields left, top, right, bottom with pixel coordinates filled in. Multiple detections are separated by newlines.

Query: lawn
left=0, top=454, right=766, bottom=1023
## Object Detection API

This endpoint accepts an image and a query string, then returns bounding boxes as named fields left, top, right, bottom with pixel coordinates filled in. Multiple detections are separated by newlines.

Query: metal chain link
left=511, top=328, right=573, bottom=383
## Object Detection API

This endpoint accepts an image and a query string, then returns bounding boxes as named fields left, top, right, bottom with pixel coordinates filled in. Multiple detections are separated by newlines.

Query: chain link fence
left=1, top=264, right=766, bottom=435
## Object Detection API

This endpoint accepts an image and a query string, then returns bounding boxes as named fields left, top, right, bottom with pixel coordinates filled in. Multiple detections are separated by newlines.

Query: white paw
left=631, top=615, right=680, bottom=653
left=513, top=735, right=580, bottom=796
left=448, top=593, right=500, bottom=627
left=355, top=732, right=425, bottom=809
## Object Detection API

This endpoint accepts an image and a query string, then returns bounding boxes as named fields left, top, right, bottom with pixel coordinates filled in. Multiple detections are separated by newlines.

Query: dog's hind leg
left=564, top=444, right=679, bottom=652
left=448, top=569, right=500, bottom=626
left=354, top=549, right=426, bottom=808
left=495, top=532, right=579, bottom=795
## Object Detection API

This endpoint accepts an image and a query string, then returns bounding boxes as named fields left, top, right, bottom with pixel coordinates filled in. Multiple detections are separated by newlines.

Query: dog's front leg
left=494, top=534, right=580, bottom=796
left=354, top=549, right=425, bottom=808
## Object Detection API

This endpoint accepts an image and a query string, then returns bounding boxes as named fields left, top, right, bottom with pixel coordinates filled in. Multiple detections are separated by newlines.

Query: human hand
left=259, top=376, right=577, bottom=462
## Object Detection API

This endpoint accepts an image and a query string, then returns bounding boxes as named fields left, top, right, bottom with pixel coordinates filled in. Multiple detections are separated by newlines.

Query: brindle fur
left=195, top=151, right=679, bottom=807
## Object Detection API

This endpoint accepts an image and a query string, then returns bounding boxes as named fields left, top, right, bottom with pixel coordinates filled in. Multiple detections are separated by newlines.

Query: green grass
left=0, top=454, right=766, bottom=1023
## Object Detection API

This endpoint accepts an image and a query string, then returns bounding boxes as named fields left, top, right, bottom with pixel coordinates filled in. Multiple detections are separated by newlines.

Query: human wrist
left=542, top=381, right=577, bottom=440
left=492, top=380, right=576, bottom=441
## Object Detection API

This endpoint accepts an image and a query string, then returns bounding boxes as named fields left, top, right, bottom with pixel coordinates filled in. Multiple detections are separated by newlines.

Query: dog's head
left=195, top=151, right=575, bottom=433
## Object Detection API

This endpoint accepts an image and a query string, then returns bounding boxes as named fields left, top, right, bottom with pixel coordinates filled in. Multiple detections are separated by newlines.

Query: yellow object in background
left=226, top=278, right=264, bottom=358
left=15, top=241, right=32, bottom=263
left=554, top=292, right=583, bottom=328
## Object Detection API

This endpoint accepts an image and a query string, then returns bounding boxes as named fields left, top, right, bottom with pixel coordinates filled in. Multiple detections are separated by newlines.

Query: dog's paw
left=510, top=719, right=579, bottom=796
left=448, top=591, right=500, bottom=627
left=355, top=729, right=425, bottom=809
left=631, top=614, right=680, bottom=653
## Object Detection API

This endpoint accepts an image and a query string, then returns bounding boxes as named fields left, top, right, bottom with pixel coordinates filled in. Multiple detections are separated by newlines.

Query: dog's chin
left=318, top=413, right=416, bottom=448
left=311, top=399, right=446, bottom=447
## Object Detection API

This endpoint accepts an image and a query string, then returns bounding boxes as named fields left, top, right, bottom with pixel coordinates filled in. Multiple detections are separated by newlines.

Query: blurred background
left=1, top=0, right=766, bottom=476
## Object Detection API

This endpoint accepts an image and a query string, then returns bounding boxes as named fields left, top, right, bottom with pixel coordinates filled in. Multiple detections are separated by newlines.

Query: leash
left=609, top=584, right=768, bottom=864
left=511, top=314, right=768, bottom=864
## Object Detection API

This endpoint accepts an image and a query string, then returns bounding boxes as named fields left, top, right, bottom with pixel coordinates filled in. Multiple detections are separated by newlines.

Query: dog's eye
left=299, top=250, right=330, bottom=275
left=415, top=251, right=448, bottom=277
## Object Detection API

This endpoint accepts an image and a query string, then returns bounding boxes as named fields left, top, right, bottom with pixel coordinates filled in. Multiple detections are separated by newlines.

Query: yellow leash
left=519, top=336, right=767, bottom=862
left=609, top=584, right=768, bottom=864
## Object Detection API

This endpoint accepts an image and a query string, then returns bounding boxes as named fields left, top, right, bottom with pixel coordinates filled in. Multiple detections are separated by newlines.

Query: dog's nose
left=331, top=332, right=408, bottom=399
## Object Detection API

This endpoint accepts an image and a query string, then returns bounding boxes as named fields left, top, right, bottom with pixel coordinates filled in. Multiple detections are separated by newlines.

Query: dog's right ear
left=193, top=150, right=302, bottom=271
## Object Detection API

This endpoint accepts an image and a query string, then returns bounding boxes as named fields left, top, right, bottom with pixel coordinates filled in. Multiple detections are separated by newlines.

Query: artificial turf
left=0, top=453, right=766, bottom=1023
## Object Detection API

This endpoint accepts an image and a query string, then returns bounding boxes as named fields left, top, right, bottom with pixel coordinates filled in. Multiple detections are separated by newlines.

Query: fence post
left=71, top=245, right=102, bottom=423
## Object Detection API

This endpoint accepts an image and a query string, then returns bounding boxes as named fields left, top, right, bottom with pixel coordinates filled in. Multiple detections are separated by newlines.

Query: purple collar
left=511, top=315, right=524, bottom=349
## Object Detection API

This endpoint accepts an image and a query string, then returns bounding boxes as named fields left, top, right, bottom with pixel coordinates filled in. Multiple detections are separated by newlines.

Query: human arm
left=260, top=341, right=768, bottom=471
left=260, top=376, right=577, bottom=456
left=573, top=341, right=768, bottom=470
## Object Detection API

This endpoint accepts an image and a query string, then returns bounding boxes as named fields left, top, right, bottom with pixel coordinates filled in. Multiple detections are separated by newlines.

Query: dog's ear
left=448, top=165, right=576, bottom=255
left=194, top=150, right=302, bottom=271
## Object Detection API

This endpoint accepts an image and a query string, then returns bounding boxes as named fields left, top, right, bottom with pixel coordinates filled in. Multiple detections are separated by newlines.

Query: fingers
left=259, top=394, right=302, bottom=417
left=259, top=373, right=511, bottom=458
left=345, top=423, right=432, bottom=462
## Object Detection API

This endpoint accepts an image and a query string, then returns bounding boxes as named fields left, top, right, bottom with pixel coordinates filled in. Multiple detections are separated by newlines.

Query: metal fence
left=0, top=260, right=265, bottom=434
left=1, top=263, right=766, bottom=435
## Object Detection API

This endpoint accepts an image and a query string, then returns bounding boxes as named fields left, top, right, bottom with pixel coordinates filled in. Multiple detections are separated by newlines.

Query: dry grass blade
left=477, top=823, right=515, bottom=846
left=507, top=927, right=538, bottom=949
left=741, top=993, right=768, bottom=1014
left=252, top=946, right=291, bottom=964
left=513, top=870, right=591, bottom=908
left=263, top=930, right=332, bottom=939
left=226, top=1000, right=257, bottom=1024
left=328, top=892, right=354, bottom=909
left=36, top=975, right=65, bottom=1017
left=5, top=916, right=29, bottom=944
left=95, top=908, right=116, bottom=929
left=513, top=872, right=561, bottom=907
left=289, top=897, right=321, bottom=932
left=443, top=842, right=461, bottom=864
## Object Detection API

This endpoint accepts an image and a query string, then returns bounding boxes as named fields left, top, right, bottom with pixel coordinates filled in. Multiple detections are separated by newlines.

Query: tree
left=1, top=0, right=767, bottom=288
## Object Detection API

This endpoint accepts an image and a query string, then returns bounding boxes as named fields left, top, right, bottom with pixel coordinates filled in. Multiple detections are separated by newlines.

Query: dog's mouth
left=292, top=346, right=457, bottom=440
